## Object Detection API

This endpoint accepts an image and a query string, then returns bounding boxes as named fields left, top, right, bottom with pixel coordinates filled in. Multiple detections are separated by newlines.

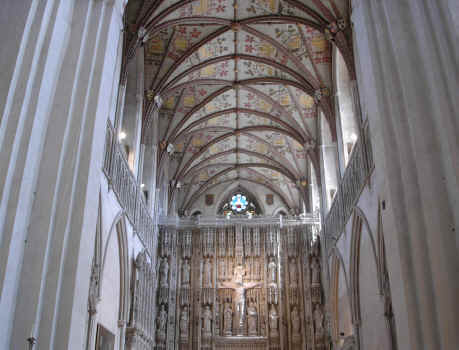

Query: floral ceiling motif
left=124, top=0, right=352, bottom=213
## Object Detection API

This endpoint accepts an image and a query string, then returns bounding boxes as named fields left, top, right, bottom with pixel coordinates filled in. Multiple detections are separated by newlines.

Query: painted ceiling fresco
left=125, top=0, right=352, bottom=214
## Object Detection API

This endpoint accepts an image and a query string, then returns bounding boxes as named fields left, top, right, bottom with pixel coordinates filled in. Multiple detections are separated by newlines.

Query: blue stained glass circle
left=231, top=194, right=248, bottom=212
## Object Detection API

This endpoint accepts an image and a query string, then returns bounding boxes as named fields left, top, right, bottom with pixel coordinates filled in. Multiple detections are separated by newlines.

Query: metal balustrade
left=323, top=123, right=374, bottom=248
left=158, top=213, right=321, bottom=228
left=103, top=121, right=155, bottom=255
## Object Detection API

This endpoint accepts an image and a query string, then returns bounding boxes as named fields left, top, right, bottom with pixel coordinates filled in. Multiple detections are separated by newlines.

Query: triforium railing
left=103, top=121, right=154, bottom=255
left=159, top=213, right=321, bottom=228
left=323, top=122, right=374, bottom=249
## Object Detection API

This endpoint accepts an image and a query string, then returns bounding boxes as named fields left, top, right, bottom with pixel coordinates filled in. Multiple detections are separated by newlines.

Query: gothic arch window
left=218, top=188, right=261, bottom=217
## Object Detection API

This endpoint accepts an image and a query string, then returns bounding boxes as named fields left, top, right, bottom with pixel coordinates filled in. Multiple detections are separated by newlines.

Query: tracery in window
left=218, top=188, right=261, bottom=217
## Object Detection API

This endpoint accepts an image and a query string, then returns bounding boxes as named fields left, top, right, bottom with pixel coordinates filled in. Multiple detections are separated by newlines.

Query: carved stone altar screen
left=153, top=224, right=323, bottom=350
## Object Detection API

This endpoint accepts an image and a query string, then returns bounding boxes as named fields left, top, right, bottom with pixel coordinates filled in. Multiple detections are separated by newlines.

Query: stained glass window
left=231, top=194, right=248, bottom=212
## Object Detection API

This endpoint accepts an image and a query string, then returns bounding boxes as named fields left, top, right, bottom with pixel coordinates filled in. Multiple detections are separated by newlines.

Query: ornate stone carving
left=314, top=306, right=324, bottom=339
left=181, top=259, right=190, bottom=286
left=311, top=257, right=321, bottom=285
left=268, top=257, right=277, bottom=283
left=202, top=305, right=213, bottom=338
left=180, top=305, right=189, bottom=341
left=154, top=225, right=314, bottom=348
left=156, top=304, right=167, bottom=343
left=269, top=304, right=279, bottom=337
left=247, top=301, right=258, bottom=336
left=223, top=301, right=233, bottom=336
left=159, top=257, right=169, bottom=287
left=203, top=258, right=212, bottom=287
left=219, top=266, right=263, bottom=335
left=291, top=306, right=301, bottom=337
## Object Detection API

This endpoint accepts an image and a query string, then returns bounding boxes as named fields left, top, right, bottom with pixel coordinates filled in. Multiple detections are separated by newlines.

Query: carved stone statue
left=223, top=302, right=233, bottom=336
left=311, top=257, right=320, bottom=285
left=156, top=304, right=167, bottom=341
left=202, top=305, right=212, bottom=337
left=268, top=257, right=277, bottom=283
left=289, top=258, right=298, bottom=285
left=269, top=304, right=279, bottom=337
left=247, top=301, right=258, bottom=336
left=203, top=258, right=212, bottom=287
left=291, top=306, right=301, bottom=335
left=218, top=265, right=263, bottom=335
left=180, top=306, right=189, bottom=340
left=234, top=264, right=245, bottom=284
left=159, top=258, right=169, bottom=287
left=181, top=259, right=190, bottom=286
left=314, top=306, right=324, bottom=336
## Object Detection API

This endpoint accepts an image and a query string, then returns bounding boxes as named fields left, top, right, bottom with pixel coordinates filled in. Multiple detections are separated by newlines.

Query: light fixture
left=349, top=133, right=358, bottom=143
left=141, top=183, right=145, bottom=188
left=119, top=131, right=127, bottom=141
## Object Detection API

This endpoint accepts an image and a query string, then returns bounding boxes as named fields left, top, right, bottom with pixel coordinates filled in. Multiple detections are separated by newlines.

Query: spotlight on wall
left=119, top=131, right=127, bottom=141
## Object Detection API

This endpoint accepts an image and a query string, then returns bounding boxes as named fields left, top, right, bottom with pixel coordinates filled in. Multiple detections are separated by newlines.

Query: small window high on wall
left=335, top=48, right=359, bottom=167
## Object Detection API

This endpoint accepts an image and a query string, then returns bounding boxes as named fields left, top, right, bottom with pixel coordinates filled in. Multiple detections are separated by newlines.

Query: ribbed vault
left=124, top=0, right=352, bottom=214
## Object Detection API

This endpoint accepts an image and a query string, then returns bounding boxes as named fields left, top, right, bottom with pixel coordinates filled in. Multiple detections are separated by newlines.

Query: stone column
left=0, top=0, right=124, bottom=348
left=351, top=1, right=459, bottom=349
left=132, top=45, right=144, bottom=177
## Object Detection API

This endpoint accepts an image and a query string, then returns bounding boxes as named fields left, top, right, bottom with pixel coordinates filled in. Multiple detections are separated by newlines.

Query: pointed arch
left=172, top=108, right=305, bottom=145
left=160, top=54, right=315, bottom=93
left=101, top=210, right=130, bottom=329
left=182, top=148, right=300, bottom=180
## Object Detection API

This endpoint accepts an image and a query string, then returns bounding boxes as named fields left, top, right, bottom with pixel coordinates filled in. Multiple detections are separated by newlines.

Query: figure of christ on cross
left=218, top=265, right=262, bottom=336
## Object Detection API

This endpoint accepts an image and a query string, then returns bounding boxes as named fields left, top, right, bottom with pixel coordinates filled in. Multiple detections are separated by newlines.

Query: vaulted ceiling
left=124, top=0, right=353, bottom=215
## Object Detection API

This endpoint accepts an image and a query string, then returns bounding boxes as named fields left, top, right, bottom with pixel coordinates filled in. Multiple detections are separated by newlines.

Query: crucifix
left=218, top=265, right=262, bottom=335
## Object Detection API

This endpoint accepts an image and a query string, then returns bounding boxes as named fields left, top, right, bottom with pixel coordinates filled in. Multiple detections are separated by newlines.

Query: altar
left=213, top=336, right=268, bottom=350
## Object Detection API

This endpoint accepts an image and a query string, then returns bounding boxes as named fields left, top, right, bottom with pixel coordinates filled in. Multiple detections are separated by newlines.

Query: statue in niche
left=289, top=258, right=298, bottom=286
left=218, top=265, right=263, bottom=335
left=247, top=300, right=258, bottom=336
left=203, top=258, right=212, bottom=287
left=202, top=305, right=213, bottom=337
left=268, top=257, right=277, bottom=283
left=314, top=306, right=324, bottom=337
left=234, top=264, right=245, bottom=284
left=180, top=305, right=189, bottom=340
left=269, top=304, right=279, bottom=337
left=159, top=258, right=169, bottom=287
left=312, top=241, right=320, bottom=258
left=156, top=304, right=167, bottom=341
left=291, top=306, right=301, bottom=335
left=223, top=301, right=233, bottom=336
left=181, top=259, right=190, bottom=286
left=311, top=257, right=320, bottom=285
